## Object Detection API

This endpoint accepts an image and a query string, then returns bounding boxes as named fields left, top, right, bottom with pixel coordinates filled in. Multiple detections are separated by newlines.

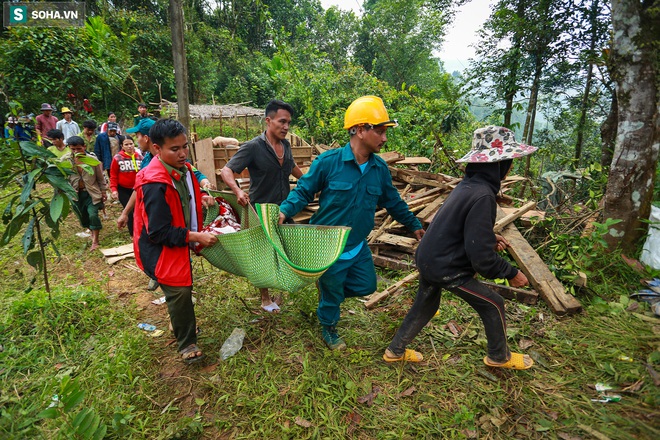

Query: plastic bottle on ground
left=220, top=328, right=246, bottom=360
left=137, top=323, right=157, bottom=332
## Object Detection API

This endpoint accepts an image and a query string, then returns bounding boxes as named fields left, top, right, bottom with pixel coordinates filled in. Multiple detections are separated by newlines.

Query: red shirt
left=36, top=114, right=58, bottom=136
left=109, top=150, right=143, bottom=191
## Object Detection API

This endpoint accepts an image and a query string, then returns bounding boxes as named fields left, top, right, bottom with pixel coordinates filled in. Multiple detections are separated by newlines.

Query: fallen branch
left=365, top=271, right=419, bottom=309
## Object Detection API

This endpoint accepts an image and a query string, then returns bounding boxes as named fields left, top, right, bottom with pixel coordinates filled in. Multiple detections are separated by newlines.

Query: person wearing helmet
left=383, top=126, right=537, bottom=369
left=278, top=96, right=424, bottom=350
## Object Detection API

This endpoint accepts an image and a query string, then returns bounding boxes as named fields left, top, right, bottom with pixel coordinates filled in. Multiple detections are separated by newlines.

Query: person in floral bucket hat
left=383, top=126, right=537, bottom=369
left=457, top=125, right=538, bottom=163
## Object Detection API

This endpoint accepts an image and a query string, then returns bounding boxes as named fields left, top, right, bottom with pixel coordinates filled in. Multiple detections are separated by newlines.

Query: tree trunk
left=603, top=0, right=660, bottom=252
left=170, top=0, right=191, bottom=132
left=521, top=56, right=542, bottom=177
left=600, top=91, right=617, bottom=168
left=503, top=0, right=526, bottom=128
left=575, top=0, right=600, bottom=165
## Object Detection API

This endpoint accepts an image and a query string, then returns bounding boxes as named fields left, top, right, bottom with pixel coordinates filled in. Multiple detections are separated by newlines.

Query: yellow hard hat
left=343, top=96, right=398, bottom=130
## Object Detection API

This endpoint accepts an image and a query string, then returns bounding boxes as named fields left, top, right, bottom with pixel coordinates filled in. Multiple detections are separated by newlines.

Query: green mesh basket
left=199, top=190, right=350, bottom=292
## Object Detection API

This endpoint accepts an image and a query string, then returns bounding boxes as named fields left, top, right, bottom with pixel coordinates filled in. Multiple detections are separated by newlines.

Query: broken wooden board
left=193, top=138, right=218, bottom=188
left=371, top=254, right=415, bottom=271
left=395, top=157, right=432, bottom=165
left=106, top=253, right=135, bottom=265
left=493, top=201, right=537, bottom=233
left=100, top=243, right=134, bottom=257
left=499, top=220, right=582, bottom=315
left=389, top=168, right=451, bottom=189
left=365, top=271, right=419, bottom=309
left=371, top=233, right=418, bottom=253
left=378, top=151, right=405, bottom=164
left=480, top=281, right=538, bottom=305
left=416, top=195, right=446, bottom=223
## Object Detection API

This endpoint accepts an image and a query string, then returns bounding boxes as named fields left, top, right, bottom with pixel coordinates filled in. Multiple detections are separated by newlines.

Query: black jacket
left=415, top=160, right=518, bottom=287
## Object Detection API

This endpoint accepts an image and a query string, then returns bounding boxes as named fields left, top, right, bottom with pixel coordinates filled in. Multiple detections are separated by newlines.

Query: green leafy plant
left=1, top=105, right=99, bottom=294
left=37, top=375, right=107, bottom=440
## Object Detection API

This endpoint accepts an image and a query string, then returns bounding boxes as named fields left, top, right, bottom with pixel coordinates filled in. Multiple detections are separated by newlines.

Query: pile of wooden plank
left=363, top=152, right=581, bottom=316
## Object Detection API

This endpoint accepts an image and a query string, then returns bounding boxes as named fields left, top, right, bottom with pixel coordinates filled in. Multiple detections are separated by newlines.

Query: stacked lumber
left=364, top=155, right=581, bottom=316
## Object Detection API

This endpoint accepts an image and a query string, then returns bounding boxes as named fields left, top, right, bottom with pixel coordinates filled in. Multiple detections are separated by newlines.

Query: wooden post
left=219, top=110, right=223, bottom=136
left=169, top=0, right=190, bottom=132
left=245, top=114, right=248, bottom=141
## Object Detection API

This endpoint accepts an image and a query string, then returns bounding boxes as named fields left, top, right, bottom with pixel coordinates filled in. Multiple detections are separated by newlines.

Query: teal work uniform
left=280, top=143, right=422, bottom=326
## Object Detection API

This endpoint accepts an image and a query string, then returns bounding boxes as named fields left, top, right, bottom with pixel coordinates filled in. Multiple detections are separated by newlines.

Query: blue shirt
left=280, top=143, right=422, bottom=250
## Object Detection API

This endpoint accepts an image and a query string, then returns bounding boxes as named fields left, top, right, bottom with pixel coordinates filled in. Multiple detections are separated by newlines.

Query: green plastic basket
left=199, top=190, right=350, bottom=292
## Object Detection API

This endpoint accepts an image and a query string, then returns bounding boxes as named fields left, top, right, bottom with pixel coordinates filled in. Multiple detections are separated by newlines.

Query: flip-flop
left=630, top=290, right=660, bottom=304
left=261, top=302, right=281, bottom=313
left=483, top=352, right=533, bottom=370
left=180, top=344, right=205, bottom=364
left=383, top=349, right=424, bottom=363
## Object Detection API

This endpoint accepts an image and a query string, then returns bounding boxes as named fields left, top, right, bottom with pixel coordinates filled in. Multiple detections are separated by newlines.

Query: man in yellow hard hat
left=278, top=96, right=424, bottom=350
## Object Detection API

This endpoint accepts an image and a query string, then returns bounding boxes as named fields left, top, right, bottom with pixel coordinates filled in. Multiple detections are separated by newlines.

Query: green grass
left=1, top=200, right=659, bottom=439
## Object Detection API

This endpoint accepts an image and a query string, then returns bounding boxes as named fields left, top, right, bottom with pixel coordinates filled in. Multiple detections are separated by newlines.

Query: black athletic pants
left=388, top=277, right=510, bottom=362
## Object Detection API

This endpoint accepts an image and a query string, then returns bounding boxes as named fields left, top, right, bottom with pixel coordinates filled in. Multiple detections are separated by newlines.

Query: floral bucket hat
left=456, top=126, right=538, bottom=163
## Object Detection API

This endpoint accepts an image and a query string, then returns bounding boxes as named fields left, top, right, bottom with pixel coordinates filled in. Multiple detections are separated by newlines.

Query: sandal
left=180, top=344, right=205, bottom=364
left=383, top=348, right=424, bottom=363
left=261, top=302, right=281, bottom=313
left=483, top=352, right=533, bottom=370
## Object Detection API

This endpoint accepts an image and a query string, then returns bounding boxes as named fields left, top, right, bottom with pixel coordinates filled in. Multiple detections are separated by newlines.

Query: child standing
left=109, top=136, right=142, bottom=236
left=133, top=119, right=217, bottom=364
left=65, top=136, right=107, bottom=251
left=384, top=126, right=538, bottom=370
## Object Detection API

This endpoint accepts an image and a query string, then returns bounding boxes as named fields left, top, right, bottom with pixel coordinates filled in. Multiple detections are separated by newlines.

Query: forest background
left=1, top=1, right=660, bottom=439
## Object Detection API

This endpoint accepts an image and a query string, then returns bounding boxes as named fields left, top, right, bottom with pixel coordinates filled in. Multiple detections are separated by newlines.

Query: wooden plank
left=500, top=221, right=582, bottom=315
left=365, top=271, right=419, bottom=309
left=404, top=187, right=442, bottom=202
left=493, top=201, right=537, bottom=233
left=416, top=195, right=446, bottom=221
left=378, top=151, right=404, bottom=164
left=100, top=243, right=134, bottom=257
left=389, top=168, right=451, bottom=189
left=406, top=193, right=442, bottom=209
left=106, top=253, right=134, bottom=265
left=395, top=157, right=432, bottom=165
left=194, top=138, right=217, bottom=188
left=372, top=233, right=418, bottom=252
left=372, top=254, right=414, bottom=271
left=480, top=281, right=538, bottom=305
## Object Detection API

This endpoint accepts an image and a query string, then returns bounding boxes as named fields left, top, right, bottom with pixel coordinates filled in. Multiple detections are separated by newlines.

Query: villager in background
left=95, top=122, right=124, bottom=177
left=100, top=112, right=121, bottom=134
left=46, top=129, right=69, bottom=158
left=56, top=107, right=80, bottom=142
left=35, top=103, right=58, bottom=143
left=64, top=136, right=107, bottom=251
left=81, top=120, right=98, bottom=152
left=133, top=102, right=152, bottom=127
left=110, top=135, right=142, bottom=237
